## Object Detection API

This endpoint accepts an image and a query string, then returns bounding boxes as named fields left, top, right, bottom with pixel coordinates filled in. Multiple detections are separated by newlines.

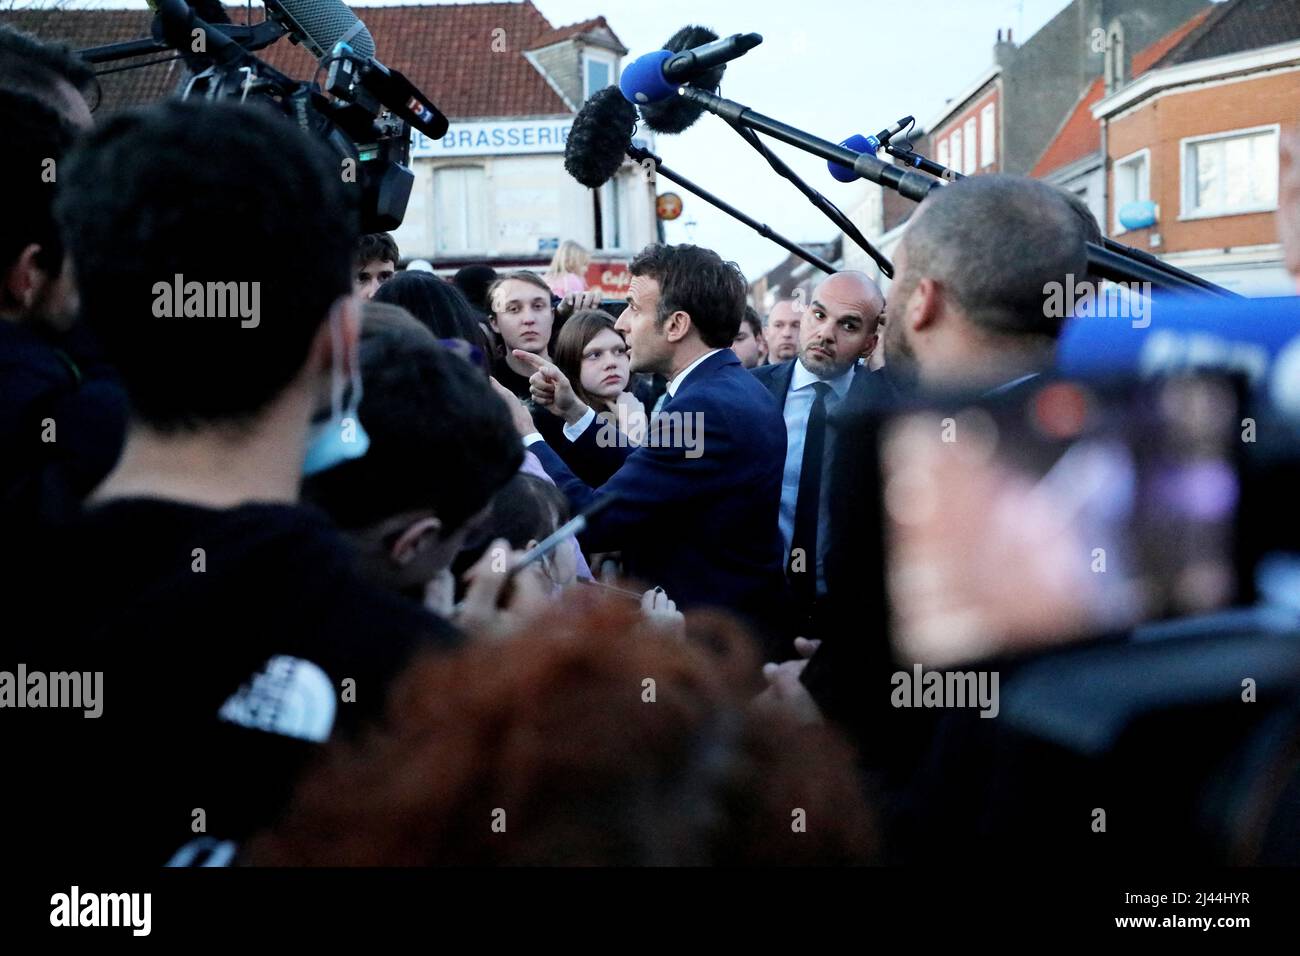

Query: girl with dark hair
left=373, top=271, right=491, bottom=369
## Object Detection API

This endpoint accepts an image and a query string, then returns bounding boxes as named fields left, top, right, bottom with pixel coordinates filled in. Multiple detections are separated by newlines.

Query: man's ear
left=909, top=278, right=943, bottom=333
left=1, top=243, right=47, bottom=314
left=859, top=332, right=880, bottom=361
left=389, top=515, right=444, bottom=566
left=663, top=310, right=693, bottom=344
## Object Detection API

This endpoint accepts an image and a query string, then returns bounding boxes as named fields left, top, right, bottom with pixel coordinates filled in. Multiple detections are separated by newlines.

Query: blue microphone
left=619, top=32, right=763, bottom=105
left=1057, top=293, right=1300, bottom=408
left=619, top=50, right=679, bottom=105
left=828, top=134, right=879, bottom=183
left=827, top=117, right=914, bottom=182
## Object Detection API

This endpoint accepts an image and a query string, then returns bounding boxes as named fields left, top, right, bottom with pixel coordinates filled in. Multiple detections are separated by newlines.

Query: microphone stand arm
left=883, top=143, right=1235, bottom=297
left=626, top=145, right=835, bottom=276
left=679, top=87, right=1237, bottom=299
left=724, top=120, right=893, bottom=278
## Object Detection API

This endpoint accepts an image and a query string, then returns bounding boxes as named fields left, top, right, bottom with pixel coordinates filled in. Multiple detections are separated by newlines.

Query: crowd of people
left=4, top=22, right=1300, bottom=868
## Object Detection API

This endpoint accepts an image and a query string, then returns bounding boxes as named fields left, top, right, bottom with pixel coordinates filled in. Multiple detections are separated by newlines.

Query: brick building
left=1091, top=0, right=1300, bottom=295
left=827, top=0, right=1208, bottom=293
left=1031, top=9, right=1212, bottom=230
left=928, top=0, right=1208, bottom=183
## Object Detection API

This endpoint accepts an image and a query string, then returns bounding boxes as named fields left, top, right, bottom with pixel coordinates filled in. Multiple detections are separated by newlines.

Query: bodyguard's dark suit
left=750, top=359, right=900, bottom=639
left=530, top=350, right=789, bottom=641
left=750, top=357, right=799, bottom=407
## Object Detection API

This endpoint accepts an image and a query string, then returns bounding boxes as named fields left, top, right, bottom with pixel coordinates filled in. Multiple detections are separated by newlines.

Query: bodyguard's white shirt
left=779, top=360, right=856, bottom=592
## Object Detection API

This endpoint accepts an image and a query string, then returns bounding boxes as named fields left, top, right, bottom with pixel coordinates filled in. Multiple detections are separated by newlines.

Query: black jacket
left=0, top=320, right=127, bottom=524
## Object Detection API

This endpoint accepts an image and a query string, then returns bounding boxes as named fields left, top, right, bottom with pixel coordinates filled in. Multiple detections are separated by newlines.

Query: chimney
left=994, top=24, right=1017, bottom=69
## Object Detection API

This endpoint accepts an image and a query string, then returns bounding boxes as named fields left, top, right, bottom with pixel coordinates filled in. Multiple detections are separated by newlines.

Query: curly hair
left=244, top=594, right=876, bottom=866
left=355, top=232, right=399, bottom=270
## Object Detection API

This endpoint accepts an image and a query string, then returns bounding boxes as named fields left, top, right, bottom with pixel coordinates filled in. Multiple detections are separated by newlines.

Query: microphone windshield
left=638, top=26, right=723, bottom=135
left=565, top=86, right=639, bottom=189
left=265, top=0, right=376, bottom=60
left=828, top=134, right=877, bottom=183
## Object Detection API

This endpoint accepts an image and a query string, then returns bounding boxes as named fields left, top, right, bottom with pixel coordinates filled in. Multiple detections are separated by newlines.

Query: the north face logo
left=218, top=655, right=335, bottom=742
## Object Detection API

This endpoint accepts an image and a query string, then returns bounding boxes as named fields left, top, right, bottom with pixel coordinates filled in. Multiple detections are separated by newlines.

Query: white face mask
left=303, top=307, right=370, bottom=477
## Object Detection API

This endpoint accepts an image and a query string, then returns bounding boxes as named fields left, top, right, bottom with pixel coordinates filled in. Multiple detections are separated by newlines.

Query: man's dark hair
left=1057, top=188, right=1102, bottom=246
left=53, top=100, right=357, bottom=431
left=356, top=232, right=399, bottom=269
left=1056, top=187, right=1104, bottom=284
left=0, top=89, right=75, bottom=281
left=372, top=271, right=489, bottom=355
left=303, top=311, right=523, bottom=534
left=741, top=305, right=763, bottom=340
left=0, top=25, right=98, bottom=113
left=452, top=264, right=498, bottom=314
left=629, top=244, right=747, bottom=349
left=901, top=174, right=1089, bottom=339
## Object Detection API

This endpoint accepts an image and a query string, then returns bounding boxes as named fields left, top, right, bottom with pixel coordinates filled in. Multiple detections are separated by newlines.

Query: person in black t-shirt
left=4, top=101, right=459, bottom=866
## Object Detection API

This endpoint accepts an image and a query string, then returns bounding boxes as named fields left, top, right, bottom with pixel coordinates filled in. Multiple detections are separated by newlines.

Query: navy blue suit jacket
left=530, top=349, right=789, bottom=631
left=750, top=357, right=797, bottom=406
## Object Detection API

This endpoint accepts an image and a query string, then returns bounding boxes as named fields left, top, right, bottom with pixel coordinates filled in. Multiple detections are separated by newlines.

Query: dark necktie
left=790, top=381, right=832, bottom=607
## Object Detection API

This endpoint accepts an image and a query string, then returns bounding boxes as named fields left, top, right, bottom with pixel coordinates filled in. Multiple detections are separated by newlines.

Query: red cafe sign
left=585, top=261, right=632, bottom=299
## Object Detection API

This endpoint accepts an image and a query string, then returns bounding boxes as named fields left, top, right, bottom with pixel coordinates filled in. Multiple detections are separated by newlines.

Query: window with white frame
left=1182, top=126, right=1279, bottom=219
left=980, top=103, right=996, bottom=168
left=936, top=137, right=949, bottom=171
left=584, top=53, right=616, bottom=100
left=434, top=166, right=487, bottom=254
left=1113, top=148, right=1149, bottom=233
left=963, top=117, right=977, bottom=174
left=950, top=127, right=963, bottom=176
left=599, top=173, right=625, bottom=251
